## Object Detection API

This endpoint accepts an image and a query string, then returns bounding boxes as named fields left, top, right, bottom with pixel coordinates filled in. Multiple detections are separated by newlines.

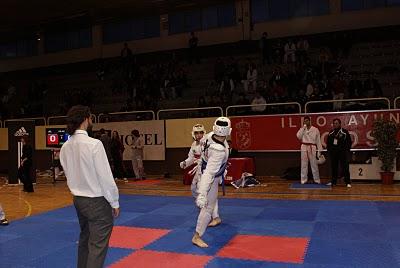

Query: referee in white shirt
left=60, top=105, right=120, bottom=268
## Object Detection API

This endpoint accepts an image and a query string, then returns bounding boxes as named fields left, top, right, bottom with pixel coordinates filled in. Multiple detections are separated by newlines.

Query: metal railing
left=1, top=96, right=400, bottom=128
left=157, top=106, right=223, bottom=120
left=98, top=110, right=155, bottom=123
left=4, top=117, right=46, bottom=127
left=394, top=96, right=400, bottom=109
left=226, top=102, right=302, bottom=117
left=48, top=114, right=97, bottom=125
left=304, top=97, right=391, bottom=113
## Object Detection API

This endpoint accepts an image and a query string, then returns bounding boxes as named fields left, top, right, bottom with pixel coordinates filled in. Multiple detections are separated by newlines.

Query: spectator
left=259, top=32, right=271, bottom=65
left=188, top=32, right=200, bottom=64
left=273, top=39, right=284, bottom=64
left=242, top=63, right=257, bottom=92
left=18, top=136, right=34, bottom=193
left=121, top=42, right=133, bottom=59
left=332, top=75, right=346, bottom=111
left=227, top=140, right=239, bottom=158
left=296, top=38, right=309, bottom=65
left=214, top=58, right=226, bottom=93
left=111, top=131, right=126, bottom=181
left=100, top=129, right=112, bottom=166
left=284, top=39, right=296, bottom=64
left=251, top=91, right=267, bottom=113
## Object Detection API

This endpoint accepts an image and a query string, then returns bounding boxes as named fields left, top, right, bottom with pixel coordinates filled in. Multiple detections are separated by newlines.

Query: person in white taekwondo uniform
left=60, top=105, right=120, bottom=268
left=0, top=204, right=9, bottom=225
left=296, top=116, right=323, bottom=184
left=131, top=129, right=146, bottom=180
left=179, top=124, right=222, bottom=230
left=180, top=124, right=206, bottom=193
left=192, top=117, right=231, bottom=248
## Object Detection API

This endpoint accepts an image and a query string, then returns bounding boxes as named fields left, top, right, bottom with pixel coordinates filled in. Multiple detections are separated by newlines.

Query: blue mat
left=291, top=182, right=331, bottom=189
left=1, top=195, right=400, bottom=267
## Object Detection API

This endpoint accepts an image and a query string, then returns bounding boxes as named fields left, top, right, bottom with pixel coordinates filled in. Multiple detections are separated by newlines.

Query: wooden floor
left=1, top=173, right=400, bottom=222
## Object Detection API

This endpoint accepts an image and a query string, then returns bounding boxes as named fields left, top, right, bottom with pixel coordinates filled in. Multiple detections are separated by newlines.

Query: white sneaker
left=347, top=184, right=352, bottom=188
left=230, top=181, right=239, bottom=189
left=301, top=181, right=306, bottom=185
left=326, top=182, right=332, bottom=186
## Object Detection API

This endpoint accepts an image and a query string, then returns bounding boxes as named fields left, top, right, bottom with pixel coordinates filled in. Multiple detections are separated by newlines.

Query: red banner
left=231, top=110, right=400, bottom=151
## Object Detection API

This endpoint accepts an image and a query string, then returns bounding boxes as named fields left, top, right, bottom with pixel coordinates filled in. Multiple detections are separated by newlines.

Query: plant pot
left=380, top=172, right=394, bottom=185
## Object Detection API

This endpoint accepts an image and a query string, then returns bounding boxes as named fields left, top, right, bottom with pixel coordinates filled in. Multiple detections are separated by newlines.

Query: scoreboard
left=46, top=128, right=70, bottom=148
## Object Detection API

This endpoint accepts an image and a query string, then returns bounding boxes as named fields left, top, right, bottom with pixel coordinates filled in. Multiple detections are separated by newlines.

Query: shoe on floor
left=347, top=184, right=352, bottom=188
left=326, top=182, right=332, bottom=186
left=230, top=181, right=239, bottom=189
left=0, top=219, right=9, bottom=226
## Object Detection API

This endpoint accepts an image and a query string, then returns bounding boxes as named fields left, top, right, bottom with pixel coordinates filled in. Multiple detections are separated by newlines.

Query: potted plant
left=372, top=118, right=399, bottom=184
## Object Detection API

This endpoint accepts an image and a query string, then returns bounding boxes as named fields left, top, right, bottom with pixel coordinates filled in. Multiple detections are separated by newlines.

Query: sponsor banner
left=0, top=128, right=8, bottom=150
left=231, top=110, right=400, bottom=151
left=7, top=120, right=36, bottom=184
left=93, top=121, right=165, bottom=160
left=166, top=118, right=217, bottom=148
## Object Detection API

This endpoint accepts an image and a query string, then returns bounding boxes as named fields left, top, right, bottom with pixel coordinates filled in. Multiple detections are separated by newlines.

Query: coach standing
left=60, top=105, right=120, bottom=268
left=327, top=118, right=352, bottom=187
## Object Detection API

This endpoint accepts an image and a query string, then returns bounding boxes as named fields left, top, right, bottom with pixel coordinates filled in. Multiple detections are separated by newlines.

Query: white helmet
left=191, top=124, right=206, bottom=139
left=316, top=154, right=326, bottom=165
left=213, top=117, right=232, bottom=137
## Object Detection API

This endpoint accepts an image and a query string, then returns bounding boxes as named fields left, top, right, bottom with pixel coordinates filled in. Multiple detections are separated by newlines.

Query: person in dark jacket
left=326, top=118, right=352, bottom=187
left=19, top=136, right=34, bottom=192
left=111, top=131, right=125, bottom=181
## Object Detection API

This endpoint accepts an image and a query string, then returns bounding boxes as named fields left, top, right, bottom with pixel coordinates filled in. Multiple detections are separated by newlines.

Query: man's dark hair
left=333, top=118, right=341, bottom=124
left=304, top=116, right=311, bottom=121
left=66, top=105, right=91, bottom=135
left=100, top=128, right=106, bottom=134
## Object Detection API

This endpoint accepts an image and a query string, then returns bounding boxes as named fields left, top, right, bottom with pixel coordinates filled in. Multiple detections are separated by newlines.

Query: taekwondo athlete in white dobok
left=180, top=124, right=221, bottom=229
left=296, top=116, right=323, bottom=184
left=180, top=124, right=206, bottom=194
left=192, top=117, right=231, bottom=248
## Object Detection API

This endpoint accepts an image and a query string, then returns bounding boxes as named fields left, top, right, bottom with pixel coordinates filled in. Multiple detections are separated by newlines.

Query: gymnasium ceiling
left=1, top=0, right=232, bottom=32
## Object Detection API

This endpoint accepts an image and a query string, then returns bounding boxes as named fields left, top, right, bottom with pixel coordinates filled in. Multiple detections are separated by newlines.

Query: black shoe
left=0, top=219, right=9, bottom=226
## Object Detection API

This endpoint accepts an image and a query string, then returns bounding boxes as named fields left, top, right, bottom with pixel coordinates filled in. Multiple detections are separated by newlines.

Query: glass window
left=185, top=10, right=202, bottom=32
left=388, top=0, right=400, bottom=5
left=308, top=0, right=330, bottom=15
left=251, top=0, right=269, bottom=23
left=290, top=0, right=308, bottom=17
left=269, top=0, right=290, bottom=20
left=169, top=13, right=185, bottom=34
left=342, top=0, right=388, bottom=10
left=218, top=4, right=236, bottom=27
left=202, top=6, right=218, bottom=29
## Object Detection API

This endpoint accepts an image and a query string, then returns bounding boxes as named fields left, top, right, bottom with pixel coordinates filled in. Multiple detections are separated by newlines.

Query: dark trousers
left=112, top=157, right=125, bottom=179
left=73, top=196, right=114, bottom=268
left=18, top=164, right=34, bottom=192
left=330, top=151, right=351, bottom=184
left=262, top=49, right=271, bottom=65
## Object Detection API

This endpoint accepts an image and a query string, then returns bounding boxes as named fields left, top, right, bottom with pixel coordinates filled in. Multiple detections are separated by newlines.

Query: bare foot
left=192, top=233, right=208, bottom=248
left=208, top=217, right=222, bottom=227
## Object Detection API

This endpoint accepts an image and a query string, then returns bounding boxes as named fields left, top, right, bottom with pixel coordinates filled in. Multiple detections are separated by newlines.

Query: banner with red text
left=231, top=110, right=400, bottom=151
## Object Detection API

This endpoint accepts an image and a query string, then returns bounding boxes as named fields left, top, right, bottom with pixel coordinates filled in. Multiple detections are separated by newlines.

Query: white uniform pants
left=195, top=176, right=220, bottom=236
left=131, top=155, right=145, bottom=179
left=0, top=204, right=5, bottom=220
left=300, top=144, right=320, bottom=184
